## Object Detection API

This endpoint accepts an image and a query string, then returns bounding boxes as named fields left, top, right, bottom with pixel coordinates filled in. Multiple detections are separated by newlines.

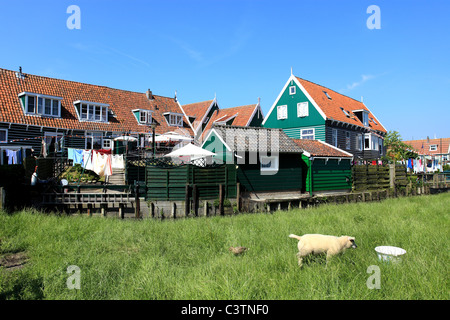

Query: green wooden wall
left=146, top=164, right=236, bottom=201
left=301, top=155, right=352, bottom=193
left=237, top=153, right=303, bottom=192
left=263, top=78, right=325, bottom=141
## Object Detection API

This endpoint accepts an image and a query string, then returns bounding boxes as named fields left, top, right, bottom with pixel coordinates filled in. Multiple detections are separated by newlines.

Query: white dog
left=289, top=234, right=357, bottom=267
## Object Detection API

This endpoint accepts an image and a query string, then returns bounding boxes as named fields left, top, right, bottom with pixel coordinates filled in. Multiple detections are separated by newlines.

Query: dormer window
left=164, top=112, right=183, bottom=126
left=353, top=109, right=370, bottom=127
left=74, top=100, right=109, bottom=123
left=133, top=109, right=153, bottom=125
left=19, top=92, right=62, bottom=117
left=429, top=145, right=437, bottom=151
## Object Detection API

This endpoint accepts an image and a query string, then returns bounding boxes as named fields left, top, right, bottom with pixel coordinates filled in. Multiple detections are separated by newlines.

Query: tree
left=383, top=130, right=418, bottom=163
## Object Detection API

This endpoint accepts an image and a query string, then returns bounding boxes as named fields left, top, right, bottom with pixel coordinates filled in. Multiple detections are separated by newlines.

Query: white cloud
left=345, top=74, right=375, bottom=91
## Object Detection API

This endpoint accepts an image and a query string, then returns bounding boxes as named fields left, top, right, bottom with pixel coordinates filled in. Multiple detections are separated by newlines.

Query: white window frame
left=429, top=145, right=437, bottom=151
left=86, top=131, right=103, bottom=150
left=164, top=112, right=183, bottom=126
left=75, top=100, right=109, bottom=123
left=277, top=105, right=287, bottom=120
left=289, top=86, right=296, bottom=95
left=0, top=129, right=7, bottom=143
left=362, top=112, right=369, bottom=126
left=44, top=132, right=64, bottom=152
left=332, top=129, right=338, bottom=147
left=297, top=102, right=309, bottom=118
left=19, top=92, right=62, bottom=118
left=357, top=134, right=363, bottom=151
left=102, top=138, right=112, bottom=149
left=300, top=128, right=314, bottom=140
left=260, top=155, right=279, bottom=173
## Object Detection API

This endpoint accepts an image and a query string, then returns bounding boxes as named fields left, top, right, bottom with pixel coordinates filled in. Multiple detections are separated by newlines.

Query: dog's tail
left=289, top=234, right=302, bottom=241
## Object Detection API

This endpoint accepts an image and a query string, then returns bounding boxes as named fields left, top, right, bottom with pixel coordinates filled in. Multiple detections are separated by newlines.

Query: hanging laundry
left=104, top=154, right=113, bottom=177
left=407, top=159, right=413, bottom=169
left=92, top=151, right=112, bottom=177
left=73, top=149, right=83, bottom=166
left=5, top=149, right=18, bottom=164
left=67, top=148, right=75, bottom=161
left=111, top=154, right=125, bottom=169
left=97, top=149, right=112, bottom=155
left=82, top=150, right=94, bottom=171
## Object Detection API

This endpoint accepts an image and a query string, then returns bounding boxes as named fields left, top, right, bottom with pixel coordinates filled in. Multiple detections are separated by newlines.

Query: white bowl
left=375, top=246, right=406, bottom=263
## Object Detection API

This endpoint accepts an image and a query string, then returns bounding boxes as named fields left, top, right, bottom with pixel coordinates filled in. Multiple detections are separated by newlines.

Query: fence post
left=185, top=185, right=190, bottom=216
left=134, top=182, right=140, bottom=219
left=219, top=184, right=224, bottom=216
left=192, top=184, right=198, bottom=216
left=389, top=164, right=396, bottom=189
left=0, top=187, right=5, bottom=210
left=236, top=182, right=240, bottom=212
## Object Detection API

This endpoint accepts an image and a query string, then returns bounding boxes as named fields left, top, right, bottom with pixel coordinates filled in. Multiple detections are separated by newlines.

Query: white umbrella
left=164, top=143, right=216, bottom=157
left=113, top=135, right=138, bottom=142
left=153, top=133, right=192, bottom=143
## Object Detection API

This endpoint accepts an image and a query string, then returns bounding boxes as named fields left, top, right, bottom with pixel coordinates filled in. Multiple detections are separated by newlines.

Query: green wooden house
left=262, top=72, right=387, bottom=160
left=202, top=125, right=304, bottom=192
left=292, top=139, right=353, bottom=195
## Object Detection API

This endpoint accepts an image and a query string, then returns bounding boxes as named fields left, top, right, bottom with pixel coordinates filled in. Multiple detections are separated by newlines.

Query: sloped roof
left=292, top=139, right=353, bottom=158
left=210, top=124, right=303, bottom=153
left=404, top=138, right=450, bottom=156
left=0, top=68, right=192, bottom=135
left=296, top=77, right=387, bottom=133
left=182, top=99, right=214, bottom=131
left=201, top=104, right=260, bottom=139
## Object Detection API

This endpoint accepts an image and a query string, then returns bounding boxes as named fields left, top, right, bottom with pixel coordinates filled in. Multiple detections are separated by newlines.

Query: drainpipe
left=309, top=157, right=314, bottom=197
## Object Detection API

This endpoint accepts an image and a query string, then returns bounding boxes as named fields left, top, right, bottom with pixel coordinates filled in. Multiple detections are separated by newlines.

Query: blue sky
left=0, top=0, right=448, bottom=141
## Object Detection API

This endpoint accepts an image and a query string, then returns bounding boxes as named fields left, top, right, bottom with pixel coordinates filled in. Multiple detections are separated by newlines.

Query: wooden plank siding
left=145, top=164, right=236, bottom=201
left=237, top=153, right=303, bottom=192
left=301, top=155, right=352, bottom=193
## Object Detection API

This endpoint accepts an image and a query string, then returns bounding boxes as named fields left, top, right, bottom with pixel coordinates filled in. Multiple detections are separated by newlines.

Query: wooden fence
left=146, top=163, right=237, bottom=201
left=352, top=164, right=407, bottom=191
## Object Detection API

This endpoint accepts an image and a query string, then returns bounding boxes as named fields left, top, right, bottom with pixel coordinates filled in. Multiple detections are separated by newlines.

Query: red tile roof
left=296, top=77, right=387, bottom=134
left=404, top=138, right=450, bottom=156
left=201, top=104, right=259, bottom=139
left=292, top=139, right=353, bottom=158
left=182, top=99, right=214, bottom=132
left=0, top=68, right=192, bottom=136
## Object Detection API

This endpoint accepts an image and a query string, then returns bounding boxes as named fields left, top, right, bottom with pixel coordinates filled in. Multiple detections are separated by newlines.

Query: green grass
left=0, top=193, right=449, bottom=300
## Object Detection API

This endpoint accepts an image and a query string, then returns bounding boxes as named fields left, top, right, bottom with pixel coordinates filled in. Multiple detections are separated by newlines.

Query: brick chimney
left=146, top=89, right=153, bottom=100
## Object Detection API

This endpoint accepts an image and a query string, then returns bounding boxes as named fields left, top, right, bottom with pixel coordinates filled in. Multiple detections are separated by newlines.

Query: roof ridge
left=0, top=67, right=173, bottom=99
left=296, top=76, right=366, bottom=105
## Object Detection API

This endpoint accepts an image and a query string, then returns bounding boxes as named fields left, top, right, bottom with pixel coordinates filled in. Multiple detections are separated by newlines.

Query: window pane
left=27, top=96, right=35, bottom=113
left=102, top=108, right=107, bottom=122
left=52, top=100, right=59, bottom=116
left=95, top=106, right=101, bottom=121
left=140, top=111, right=147, bottom=123
left=45, top=99, right=52, bottom=115
left=37, top=97, right=43, bottom=114
left=88, top=105, right=95, bottom=121
left=80, top=104, right=86, bottom=119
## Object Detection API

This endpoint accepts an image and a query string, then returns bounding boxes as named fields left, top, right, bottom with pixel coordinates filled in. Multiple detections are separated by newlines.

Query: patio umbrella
left=153, top=133, right=192, bottom=143
left=164, top=143, right=216, bottom=158
left=113, top=135, right=138, bottom=142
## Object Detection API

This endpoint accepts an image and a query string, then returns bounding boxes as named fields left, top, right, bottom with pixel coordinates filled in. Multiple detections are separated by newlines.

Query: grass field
left=0, top=193, right=449, bottom=300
